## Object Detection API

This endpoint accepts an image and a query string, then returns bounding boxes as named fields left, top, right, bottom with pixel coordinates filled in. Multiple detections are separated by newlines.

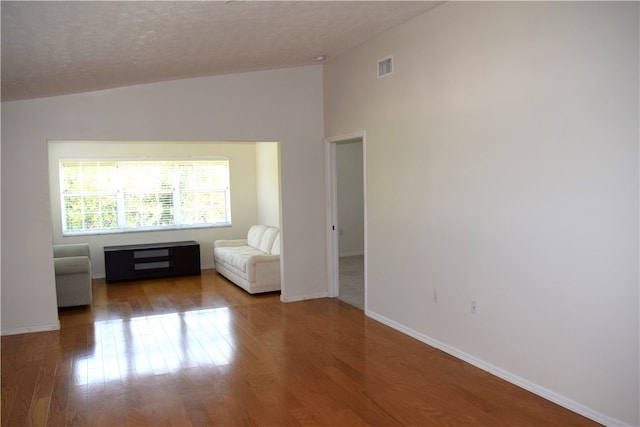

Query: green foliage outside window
left=60, top=160, right=230, bottom=234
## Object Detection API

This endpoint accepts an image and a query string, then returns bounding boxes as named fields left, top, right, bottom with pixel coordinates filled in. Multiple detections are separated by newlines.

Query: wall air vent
left=377, top=55, right=393, bottom=78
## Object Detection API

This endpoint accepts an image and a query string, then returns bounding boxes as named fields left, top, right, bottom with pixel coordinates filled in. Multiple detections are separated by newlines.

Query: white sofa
left=213, top=225, right=281, bottom=294
left=53, top=243, right=93, bottom=307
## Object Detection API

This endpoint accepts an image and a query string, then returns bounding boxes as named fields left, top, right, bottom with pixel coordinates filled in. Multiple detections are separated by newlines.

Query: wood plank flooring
left=2, top=270, right=600, bottom=426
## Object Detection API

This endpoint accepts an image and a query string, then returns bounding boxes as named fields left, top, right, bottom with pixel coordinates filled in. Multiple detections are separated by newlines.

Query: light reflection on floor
left=73, top=307, right=235, bottom=385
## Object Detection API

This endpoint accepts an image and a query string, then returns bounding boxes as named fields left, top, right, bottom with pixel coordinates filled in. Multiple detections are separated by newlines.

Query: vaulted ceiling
left=1, top=1, right=442, bottom=101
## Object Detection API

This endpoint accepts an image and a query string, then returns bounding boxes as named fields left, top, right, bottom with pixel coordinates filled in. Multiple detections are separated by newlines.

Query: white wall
left=255, top=142, right=281, bottom=227
left=336, top=141, right=364, bottom=256
left=1, top=65, right=327, bottom=335
left=324, top=2, right=639, bottom=426
left=48, top=140, right=259, bottom=275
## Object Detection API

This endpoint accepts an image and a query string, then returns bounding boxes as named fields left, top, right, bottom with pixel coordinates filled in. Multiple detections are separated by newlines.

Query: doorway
left=327, top=132, right=366, bottom=310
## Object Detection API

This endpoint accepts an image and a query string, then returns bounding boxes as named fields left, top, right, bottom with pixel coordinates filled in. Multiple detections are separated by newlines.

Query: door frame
left=325, top=131, right=367, bottom=306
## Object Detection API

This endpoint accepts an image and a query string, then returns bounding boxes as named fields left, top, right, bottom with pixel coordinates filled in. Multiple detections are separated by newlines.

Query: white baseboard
left=281, top=291, right=328, bottom=303
left=1, top=321, right=60, bottom=336
left=364, top=309, right=630, bottom=427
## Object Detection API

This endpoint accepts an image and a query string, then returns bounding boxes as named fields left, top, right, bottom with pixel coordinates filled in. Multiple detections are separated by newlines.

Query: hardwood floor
left=2, top=270, right=600, bottom=426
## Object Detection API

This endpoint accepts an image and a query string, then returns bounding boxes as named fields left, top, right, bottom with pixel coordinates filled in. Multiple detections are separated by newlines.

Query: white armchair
left=53, top=243, right=93, bottom=307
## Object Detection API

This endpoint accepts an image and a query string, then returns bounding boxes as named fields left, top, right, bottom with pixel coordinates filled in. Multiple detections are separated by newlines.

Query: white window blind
left=59, top=160, right=230, bottom=234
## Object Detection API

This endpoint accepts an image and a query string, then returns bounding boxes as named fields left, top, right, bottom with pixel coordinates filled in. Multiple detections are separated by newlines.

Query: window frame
left=59, top=157, right=232, bottom=236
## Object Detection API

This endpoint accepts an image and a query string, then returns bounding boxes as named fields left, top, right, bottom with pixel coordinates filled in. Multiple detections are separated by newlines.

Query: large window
left=59, top=159, right=231, bottom=235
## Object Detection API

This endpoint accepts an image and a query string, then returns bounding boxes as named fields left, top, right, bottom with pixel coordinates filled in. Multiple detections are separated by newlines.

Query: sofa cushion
left=216, top=246, right=264, bottom=272
left=54, top=243, right=90, bottom=258
left=259, top=227, right=279, bottom=254
left=247, top=225, right=268, bottom=249
left=271, top=234, right=281, bottom=256
left=54, top=256, right=91, bottom=275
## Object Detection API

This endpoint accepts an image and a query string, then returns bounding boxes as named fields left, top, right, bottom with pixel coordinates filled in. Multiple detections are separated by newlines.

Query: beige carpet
left=338, top=255, right=364, bottom=309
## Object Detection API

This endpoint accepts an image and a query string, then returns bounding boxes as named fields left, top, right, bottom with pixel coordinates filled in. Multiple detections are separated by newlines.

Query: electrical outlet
left=471, top=300, right=477, bottom=314
left=433, top=290, right=439, bottom=303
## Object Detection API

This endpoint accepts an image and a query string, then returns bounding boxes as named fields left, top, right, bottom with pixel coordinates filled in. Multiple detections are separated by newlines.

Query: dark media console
left=104, top=241, right=201, bottom=283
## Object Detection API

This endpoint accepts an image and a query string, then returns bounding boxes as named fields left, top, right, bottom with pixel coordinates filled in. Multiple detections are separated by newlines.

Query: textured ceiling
left=1, top=1, right=442, bottom=101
